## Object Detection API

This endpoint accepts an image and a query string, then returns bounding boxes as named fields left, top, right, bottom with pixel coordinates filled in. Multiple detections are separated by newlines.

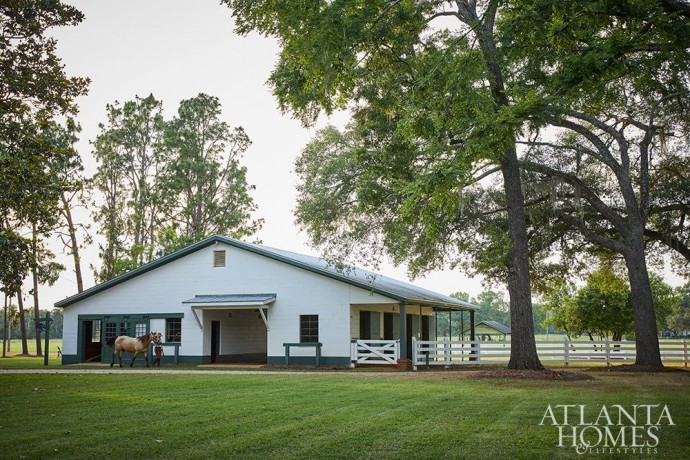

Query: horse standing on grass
left=108, top=331, right=162, bottom=367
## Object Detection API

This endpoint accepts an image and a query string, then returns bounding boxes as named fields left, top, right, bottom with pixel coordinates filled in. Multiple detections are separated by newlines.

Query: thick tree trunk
left=16, top=289, right=28, bottom=355
left=502, top=148, right=544, bottom=370
left=464, top=8, right=543, bottom=370
left=624, top=234, right=663, bottom=367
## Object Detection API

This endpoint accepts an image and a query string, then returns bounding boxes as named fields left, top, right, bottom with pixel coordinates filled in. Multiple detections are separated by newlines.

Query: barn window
left=300, top=315, right=318, bottom=343
left=166, top=318, right=182, bottom=342
left=134, top=322, right=147, bottom=337
left=91, top=321, right=101, bottom=342
left=213, top=250, right=226, bottom=267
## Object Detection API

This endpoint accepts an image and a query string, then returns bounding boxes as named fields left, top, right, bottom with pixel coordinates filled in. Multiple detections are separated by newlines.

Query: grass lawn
left=2, top=339, right=63, bottom=356
left=0, top=369, right=688, bottom=459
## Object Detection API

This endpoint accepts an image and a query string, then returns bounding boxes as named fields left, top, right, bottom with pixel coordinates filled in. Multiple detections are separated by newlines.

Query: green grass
left=2, top=338, right=62, bottom=355
left=0, top=371, right=688, bottom=459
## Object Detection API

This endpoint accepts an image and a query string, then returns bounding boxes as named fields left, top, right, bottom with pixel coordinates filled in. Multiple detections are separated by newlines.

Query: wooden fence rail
left=412, top=338, right=688, bottom=370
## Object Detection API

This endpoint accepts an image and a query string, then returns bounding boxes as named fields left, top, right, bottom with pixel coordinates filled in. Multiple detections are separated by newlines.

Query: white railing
left=351, top=339, right=400, bottom=365
left=412, top=337, right=688, bottom=370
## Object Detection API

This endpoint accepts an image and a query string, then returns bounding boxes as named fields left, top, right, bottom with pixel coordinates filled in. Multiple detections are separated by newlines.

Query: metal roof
left=182, top=294, right=276, bottom=305
left=465, top=320, right=512, bottom=335
left=55, top=235, right=478, bottom=311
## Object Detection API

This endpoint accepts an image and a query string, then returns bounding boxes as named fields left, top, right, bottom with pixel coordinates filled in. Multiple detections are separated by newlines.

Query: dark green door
left=100, top=316, right=149, bottom=364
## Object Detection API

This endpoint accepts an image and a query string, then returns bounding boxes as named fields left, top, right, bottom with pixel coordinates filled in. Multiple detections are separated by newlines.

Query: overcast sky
left=41, top=0, right=486, bottom=307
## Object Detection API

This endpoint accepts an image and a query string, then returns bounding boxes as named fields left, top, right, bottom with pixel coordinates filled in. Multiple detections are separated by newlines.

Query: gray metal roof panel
left=182, top=294, right=276, bottom=304
left=56, top=235, right=478, bottom=311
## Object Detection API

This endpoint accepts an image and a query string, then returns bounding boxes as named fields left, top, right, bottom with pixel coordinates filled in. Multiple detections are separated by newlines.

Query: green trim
left=56, top=235, right=476, bottom=310
left=267, top=356, right=351, bottom=367
left=77, top=313, right=183, bottom=320
left=61, top=354, right=79, bottom=365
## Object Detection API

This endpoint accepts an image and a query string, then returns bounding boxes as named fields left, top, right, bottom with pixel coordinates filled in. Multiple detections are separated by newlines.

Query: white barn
left=56, top=235, right=477, bottom=366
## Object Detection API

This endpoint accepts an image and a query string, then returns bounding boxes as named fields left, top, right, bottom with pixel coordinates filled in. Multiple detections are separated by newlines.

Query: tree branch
left=521, top=160, right=628, bottom=231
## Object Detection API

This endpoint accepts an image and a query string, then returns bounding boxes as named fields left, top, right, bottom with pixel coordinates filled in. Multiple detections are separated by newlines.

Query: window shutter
left=213, top=250, right=226, bottom=267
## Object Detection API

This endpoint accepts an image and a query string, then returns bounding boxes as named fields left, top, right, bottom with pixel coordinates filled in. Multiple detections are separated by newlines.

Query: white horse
left=109, top=331, right=162, bottom=367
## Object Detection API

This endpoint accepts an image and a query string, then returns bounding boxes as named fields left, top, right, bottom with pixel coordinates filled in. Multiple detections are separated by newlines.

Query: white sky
left=41, top=0, right=485, bottom=308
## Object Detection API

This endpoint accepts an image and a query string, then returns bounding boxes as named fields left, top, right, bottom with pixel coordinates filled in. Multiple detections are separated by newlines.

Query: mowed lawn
left=0, top=370, right=688, bottom=459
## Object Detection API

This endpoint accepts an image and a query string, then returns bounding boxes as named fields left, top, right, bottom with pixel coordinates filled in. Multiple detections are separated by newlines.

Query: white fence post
left=564, top=338, right=569, bottom=366
left=476, top=340, right=481, bottom=364
left=412, top=337, right=417, bottom=371
left=445, top=339, right=451, bottom=366
left=604, top=337, right=611, bottom=367
left=684, top=339, right=688, bottom=368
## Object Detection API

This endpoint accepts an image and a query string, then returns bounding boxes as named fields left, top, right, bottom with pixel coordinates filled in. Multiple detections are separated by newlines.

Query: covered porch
left=182, top=294, right=274, bottom=364
left=350, top=301, right=478, bottom=366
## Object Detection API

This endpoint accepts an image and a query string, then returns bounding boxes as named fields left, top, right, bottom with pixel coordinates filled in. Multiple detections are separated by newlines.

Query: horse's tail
left=106, top=337, right=116, bottom=347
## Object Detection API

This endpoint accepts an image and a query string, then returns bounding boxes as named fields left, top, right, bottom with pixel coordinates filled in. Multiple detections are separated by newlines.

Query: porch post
left=399, top=303, right=407, bottom=359
left=470, top=309, right=476, bottom=361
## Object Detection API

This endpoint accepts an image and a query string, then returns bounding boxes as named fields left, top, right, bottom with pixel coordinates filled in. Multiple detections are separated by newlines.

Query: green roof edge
left=55, top=235, right=476, bottom=310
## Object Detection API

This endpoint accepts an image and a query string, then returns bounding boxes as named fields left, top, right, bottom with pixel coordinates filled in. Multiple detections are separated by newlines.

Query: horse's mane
left=136, top=334, right=152, bottom=343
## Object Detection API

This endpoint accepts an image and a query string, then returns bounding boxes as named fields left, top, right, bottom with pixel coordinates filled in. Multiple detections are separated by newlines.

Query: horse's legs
left=110, top=349, right=115, bottom=367
left=118, top=350, right=123, bottom=367
left=144, top=351, right=149, bottom=367
left=130, top=351, right=137, bottom=367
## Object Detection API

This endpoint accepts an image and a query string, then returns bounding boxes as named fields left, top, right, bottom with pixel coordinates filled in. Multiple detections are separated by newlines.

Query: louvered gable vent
left=213, top=250, right=226, bottom=267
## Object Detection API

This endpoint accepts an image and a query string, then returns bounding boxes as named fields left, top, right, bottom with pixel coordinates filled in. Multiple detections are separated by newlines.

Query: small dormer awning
left=182, top=293, right=276, bottom=307
left=182, top=294, right=276, bottom=330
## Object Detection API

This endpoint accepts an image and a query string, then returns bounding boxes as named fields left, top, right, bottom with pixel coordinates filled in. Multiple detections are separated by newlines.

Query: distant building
left=464, top=320, right=511, bottom=341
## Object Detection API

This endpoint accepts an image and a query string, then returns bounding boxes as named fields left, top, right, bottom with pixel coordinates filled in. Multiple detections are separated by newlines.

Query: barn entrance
left=81, top=320, right=102, bottom=362
left=182, top=294, right=274, bottom=364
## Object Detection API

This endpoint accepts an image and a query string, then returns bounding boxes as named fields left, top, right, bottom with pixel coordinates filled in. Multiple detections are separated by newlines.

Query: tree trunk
left=502, top=147, right=544, bottom=370
left=16, top=289, right=28, bottom=355
left=624, top=234, right=663, bottom=367
left=31, top=224, right=42, bottom=356
left=2, top=293, right=7, bottom=357
left=62, top=193, right=84, bottom=292
left=471, top=11, right=543, bottom=370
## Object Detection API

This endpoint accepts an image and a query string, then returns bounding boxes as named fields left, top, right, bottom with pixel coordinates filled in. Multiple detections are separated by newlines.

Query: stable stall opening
left=204, top=308, right=268, bottom=364
left=82, top=320, right=102, bottom=362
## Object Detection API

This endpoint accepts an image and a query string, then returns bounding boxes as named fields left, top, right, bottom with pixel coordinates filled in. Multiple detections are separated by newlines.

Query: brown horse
left=109, top=331, right=162, bottom=367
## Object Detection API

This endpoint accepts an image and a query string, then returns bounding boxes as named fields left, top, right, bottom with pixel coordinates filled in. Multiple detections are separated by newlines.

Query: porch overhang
left=182, top=294, right=276, bottom=330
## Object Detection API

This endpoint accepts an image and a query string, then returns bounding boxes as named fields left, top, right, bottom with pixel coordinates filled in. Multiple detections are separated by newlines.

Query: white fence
left=412, top=338, right=689, bottom=369
left=351, top=340, right=400, bottom=365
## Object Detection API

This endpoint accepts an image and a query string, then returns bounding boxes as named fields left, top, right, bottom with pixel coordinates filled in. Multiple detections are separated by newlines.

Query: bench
left=283, top=342, right=323, bottom=366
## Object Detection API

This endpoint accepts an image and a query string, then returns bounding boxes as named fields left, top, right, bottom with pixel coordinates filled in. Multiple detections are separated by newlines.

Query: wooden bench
left=283, top=342, right=323, bottom=366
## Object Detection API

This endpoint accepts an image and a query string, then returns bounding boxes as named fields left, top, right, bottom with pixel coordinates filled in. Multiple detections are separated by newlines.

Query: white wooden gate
left=351, top=340, right=400, bottom=365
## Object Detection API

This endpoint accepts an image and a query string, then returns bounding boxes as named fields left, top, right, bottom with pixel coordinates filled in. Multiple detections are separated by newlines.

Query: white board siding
left=61, top=242, right=401, bottom=360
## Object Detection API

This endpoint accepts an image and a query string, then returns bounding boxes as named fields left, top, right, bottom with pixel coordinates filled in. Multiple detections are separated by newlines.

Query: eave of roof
left=55, top=235, right=478, bottom=310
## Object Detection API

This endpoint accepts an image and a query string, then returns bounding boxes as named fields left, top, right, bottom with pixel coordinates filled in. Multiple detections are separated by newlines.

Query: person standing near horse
left=152, top=335, right=164, bottom=367
left=108, top=331, right=162, bottom=368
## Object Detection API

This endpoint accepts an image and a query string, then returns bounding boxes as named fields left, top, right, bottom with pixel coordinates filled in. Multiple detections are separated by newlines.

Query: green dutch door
left=101, top=316, right=149, bottom=364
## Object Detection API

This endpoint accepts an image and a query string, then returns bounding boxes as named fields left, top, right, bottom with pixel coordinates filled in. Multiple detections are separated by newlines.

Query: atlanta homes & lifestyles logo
left=540, top=404, right=675, bottom=455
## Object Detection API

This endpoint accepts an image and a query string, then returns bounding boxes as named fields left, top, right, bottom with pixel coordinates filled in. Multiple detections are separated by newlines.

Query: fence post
left=395, top=339, right=400, bottom=362
left=476, top=340, right=481, bottom=364
left=412, top=337, right=417, bottom=371
left=445, top=339, right=451, bottom=367
left=605, top=337, right=611, bottom=367
left=684, top=339, right=688, bottom=368
left=564, top=338, right=569, bottom=367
